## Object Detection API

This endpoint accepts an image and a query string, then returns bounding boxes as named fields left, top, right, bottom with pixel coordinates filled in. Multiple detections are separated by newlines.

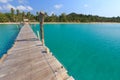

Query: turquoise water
left=0, top=24, right=19, bottom=58
left=31, top=24, right=120, bottom=80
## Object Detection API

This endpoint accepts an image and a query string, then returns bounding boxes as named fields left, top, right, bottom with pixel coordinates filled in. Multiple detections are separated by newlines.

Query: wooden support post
left=37, top=30, right=40, bottom=40
left=17, top=24, right=20, bottom=31
left=17, top=25, right=19, bottom=29
left=45, top=46, right=50, bottom=54
left=39, top=11, right=45, bottom=46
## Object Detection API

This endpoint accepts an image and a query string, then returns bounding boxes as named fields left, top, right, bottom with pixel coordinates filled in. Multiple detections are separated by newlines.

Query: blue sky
left=0, top=0, right=120, bottom=17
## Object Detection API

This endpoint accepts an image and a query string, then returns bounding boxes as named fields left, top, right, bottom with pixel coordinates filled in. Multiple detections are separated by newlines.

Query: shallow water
left=0, top=24, right=19, bottom=58
left=31, top=24, right=120, bottom=80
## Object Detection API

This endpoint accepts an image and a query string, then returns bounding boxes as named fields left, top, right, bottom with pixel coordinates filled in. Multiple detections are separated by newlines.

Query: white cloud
left=0, top=0, right=12, bottom=3
left=18, top=0, right=28, bottom=4
left=16, top=5, right=33, bottom=11
left=2, top=4, right=15, bottom=10
left=0, top=0, right=33, bottom=11
left=84, top=4, right=88, bottom=8
left=49, top=11, right=55, bottom=16
left=1, top=4, right=33, bottom=11
left=16, top=5, right=26, bottom=10
left=54, top=4, right=63, bottom=10
left=0, top=6, right=2, bottom=10
left=18, top=0, right=23, bottom=3
left=27, top=6, right=33, bottom=11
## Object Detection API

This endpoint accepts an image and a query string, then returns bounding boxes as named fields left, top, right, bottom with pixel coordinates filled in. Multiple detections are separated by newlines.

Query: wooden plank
left=0, top=24, right=74, bottom=80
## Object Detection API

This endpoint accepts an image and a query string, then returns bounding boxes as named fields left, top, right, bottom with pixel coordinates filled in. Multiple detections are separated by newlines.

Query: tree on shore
left=59, top=13, right=67, bottom=22
left=16, top=9, right=21, bottom=22
left=0, top=8, right=120, bottom=22
left=10, top=8, right=15, bottom=22
left=0, top=13, right=9, bottom=22
left=22, top=11, right=25, bottom=21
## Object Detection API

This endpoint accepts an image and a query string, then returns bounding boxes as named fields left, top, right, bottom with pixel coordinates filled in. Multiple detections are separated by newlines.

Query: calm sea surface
left=0, top=24, right=120, bottom=80
left=31, top=24, right=120, bottom=80
left=0, top=24, right=19, bottom=58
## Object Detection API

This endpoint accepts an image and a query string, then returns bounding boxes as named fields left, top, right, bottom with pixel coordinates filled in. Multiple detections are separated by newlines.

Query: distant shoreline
left=0, top=22, right=120, bottom=24
left=0, top=22, right=20, bottom=24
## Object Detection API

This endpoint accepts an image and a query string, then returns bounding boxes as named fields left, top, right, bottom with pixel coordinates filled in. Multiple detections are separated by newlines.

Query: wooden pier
left=0, top=24, right=74, bottom=80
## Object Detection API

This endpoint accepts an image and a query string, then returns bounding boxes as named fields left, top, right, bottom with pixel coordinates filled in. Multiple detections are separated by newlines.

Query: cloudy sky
left=0, top=0, right=120, bottom=17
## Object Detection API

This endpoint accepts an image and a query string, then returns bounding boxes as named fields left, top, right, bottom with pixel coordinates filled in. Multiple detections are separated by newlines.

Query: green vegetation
left=0, top=8, right=120, bottom=22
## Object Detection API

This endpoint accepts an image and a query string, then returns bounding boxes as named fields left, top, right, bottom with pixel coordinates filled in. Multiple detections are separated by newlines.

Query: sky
left=0, top=0, right=120, bottom=17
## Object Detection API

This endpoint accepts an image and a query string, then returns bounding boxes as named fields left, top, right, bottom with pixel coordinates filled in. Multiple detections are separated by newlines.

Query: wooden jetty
left=0, top=24, right=74, bottom=80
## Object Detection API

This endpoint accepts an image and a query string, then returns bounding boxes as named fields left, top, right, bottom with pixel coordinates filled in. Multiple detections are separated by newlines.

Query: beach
left=0, top=22, right=120, bottom=25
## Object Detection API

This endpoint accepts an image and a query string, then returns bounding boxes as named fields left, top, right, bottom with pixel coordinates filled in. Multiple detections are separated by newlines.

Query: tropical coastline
left=0, top=22, right=120, bottom=25
left=1, top=0, right=120, bottom=80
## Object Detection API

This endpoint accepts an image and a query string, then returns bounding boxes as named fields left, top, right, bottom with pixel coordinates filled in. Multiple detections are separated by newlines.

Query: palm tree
left=22, top=11, right=25, bottom=21
left=27, top=12, right=31, bottom=20
left=10, top=8, right=15, bottom=22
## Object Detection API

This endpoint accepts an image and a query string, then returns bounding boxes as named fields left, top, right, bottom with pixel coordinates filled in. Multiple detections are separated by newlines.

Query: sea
left=1, top=23, right=120, bottom=80
left=0, top=24, right=19, bottom=58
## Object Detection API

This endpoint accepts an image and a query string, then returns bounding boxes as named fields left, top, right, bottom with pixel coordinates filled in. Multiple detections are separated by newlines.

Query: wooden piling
left=37, top=30, right=40, bottom=40
left=39, top=11, right=45, bottom=46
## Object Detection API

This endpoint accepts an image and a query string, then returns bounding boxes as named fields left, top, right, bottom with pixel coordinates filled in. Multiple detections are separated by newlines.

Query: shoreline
left=0, top=22, right=120, bottom=24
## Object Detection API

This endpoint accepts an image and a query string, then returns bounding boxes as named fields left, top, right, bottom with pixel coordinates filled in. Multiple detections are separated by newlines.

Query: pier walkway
left=0, top=24, right=74, bottom=80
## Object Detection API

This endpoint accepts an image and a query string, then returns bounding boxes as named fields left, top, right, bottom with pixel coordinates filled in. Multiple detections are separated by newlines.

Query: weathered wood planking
left=0, top=24, right=74, bottom=80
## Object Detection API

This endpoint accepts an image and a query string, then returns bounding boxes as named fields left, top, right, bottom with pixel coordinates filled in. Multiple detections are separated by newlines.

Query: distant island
left=0, top=8, right=120, bottom=23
